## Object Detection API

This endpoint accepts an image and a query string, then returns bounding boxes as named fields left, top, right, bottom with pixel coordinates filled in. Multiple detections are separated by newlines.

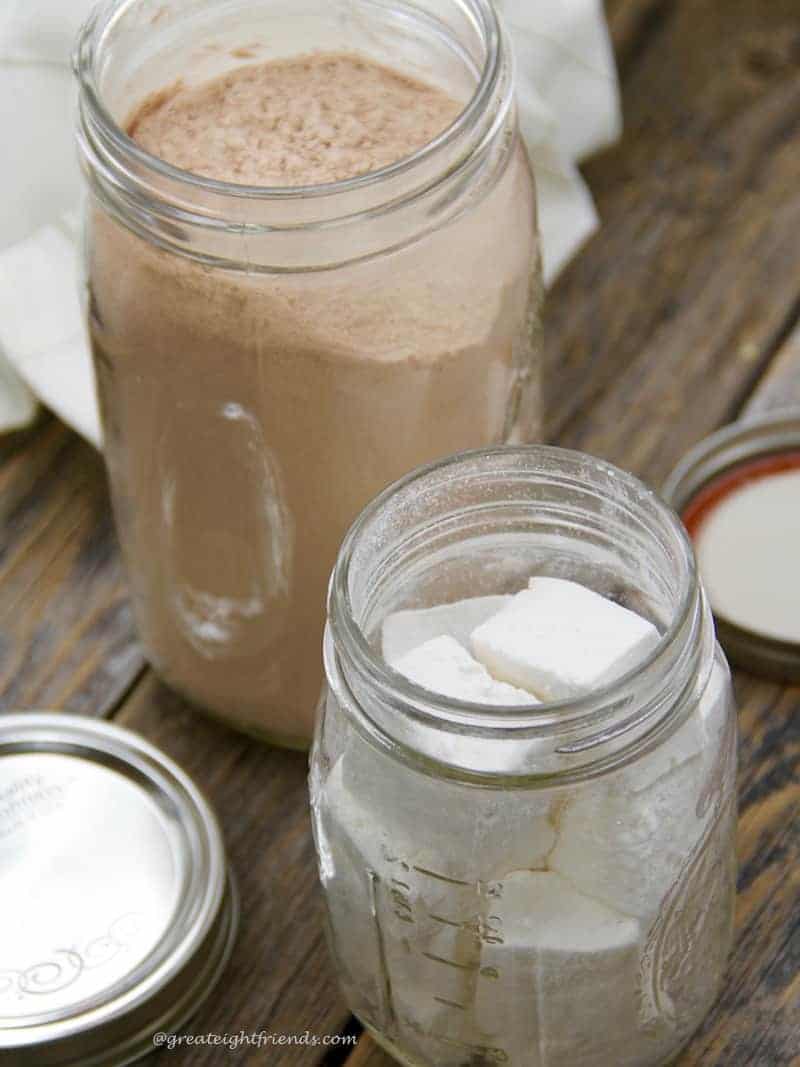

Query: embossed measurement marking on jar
left=420, top=951, right=503, bottom=977
left=430, top=1035, right=509, bottom=1064
left=429, top=913, right=505, bottom=945
left=404, top=1020, right=510, bottom=1064
left=411, top=864, right=472, bottom=887
left=377, top=856, right=509, bottom=1063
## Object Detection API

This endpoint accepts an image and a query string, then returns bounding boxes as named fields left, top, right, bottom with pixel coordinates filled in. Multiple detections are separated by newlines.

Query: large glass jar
left=311, top=446, right=737, bottom=1067
left=73, top=0, right=542, bottom=748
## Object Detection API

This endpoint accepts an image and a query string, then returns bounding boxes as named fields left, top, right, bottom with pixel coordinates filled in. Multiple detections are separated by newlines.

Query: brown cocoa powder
left=90, top=53, right=540, bottom=744
left=129, top=53, right=461, bottom=185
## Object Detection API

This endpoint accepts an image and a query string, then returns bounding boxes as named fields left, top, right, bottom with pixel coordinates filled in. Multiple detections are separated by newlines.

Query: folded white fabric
left=0, top=0, right=621, bottom=443
left=0, top=0, right=96, bottom=64
left=0, top=215, right=101, bottom=446
left=497, top=0, right=621, bottom=280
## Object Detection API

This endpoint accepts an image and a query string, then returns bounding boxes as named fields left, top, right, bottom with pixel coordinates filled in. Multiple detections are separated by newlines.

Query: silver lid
left=663, top=408, right=800, bottom=681
left=0, top=712, right=238, bottom=1066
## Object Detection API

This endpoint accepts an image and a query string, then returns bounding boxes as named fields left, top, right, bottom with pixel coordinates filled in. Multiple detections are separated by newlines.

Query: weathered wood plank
left=115, top=675, right=350, bottom=1066
left=680, top=677, right=799, bottom=1066
left=606, top=0, right=671, bottom=69
left=743, top=319, right=800, bottom=418
left=546, top=0, right=800, bottom=483
left=341, top=1034, right=386, bottom=1067
left=0, top=417, right=142, bottom=716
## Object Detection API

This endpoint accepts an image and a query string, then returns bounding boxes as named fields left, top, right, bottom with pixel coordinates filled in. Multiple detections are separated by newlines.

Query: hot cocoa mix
left=89, top=52, right=541, bottom=744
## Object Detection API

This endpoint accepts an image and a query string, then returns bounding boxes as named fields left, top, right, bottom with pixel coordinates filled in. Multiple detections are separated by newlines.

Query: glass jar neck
left=74, top=0, right=515, bottom=270
left=326, top=446, right=715, bottom=785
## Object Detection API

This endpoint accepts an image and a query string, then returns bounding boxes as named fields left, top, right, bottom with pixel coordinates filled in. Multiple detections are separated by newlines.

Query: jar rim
left=328, top=444, right=701, bottom=743
left=73, top=0, right=507, bottom=203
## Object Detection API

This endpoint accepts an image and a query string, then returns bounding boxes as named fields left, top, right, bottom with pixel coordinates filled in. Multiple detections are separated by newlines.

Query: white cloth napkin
left=0, top=0, right=621, bottom=444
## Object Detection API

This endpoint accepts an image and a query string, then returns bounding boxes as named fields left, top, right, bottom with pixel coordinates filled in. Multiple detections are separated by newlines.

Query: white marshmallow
left=381, top=594, right=512, bottom=663
left=475, top=870, right=643, bottom=1067
left=471, top=577, right=660, bottom=701
left=317, top=749, right=557, bottom=1052
left=549, top=660, right=729, bottom=921
left=315, top=760, right=473, bottom=1048
left=391, top=634, right=539, bottom=706
left=549, top=762, right=702, bottom=923
left=331, top=732, right=557, bottom=879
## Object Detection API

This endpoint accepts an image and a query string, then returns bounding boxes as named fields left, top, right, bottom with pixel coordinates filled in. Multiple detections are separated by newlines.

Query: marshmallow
left=391, top=634, right=539, bottom=706
left=316, top=756, right=483, bottom=1046
left=471, top=577, right=660, bottom=701
left=332, top=735, right=557, bottom=881
left=475, top=870, right=642, bottom=1067
left=381, top=594, right=512, bottom=663
left=315, top=734, right=560, bottom=1045
left=550, top=661, right=730, bottom=921
left=549, top=762, right=702, bottom=922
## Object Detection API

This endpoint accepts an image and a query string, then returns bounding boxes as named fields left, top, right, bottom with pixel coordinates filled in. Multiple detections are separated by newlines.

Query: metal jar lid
left=663, top=408, right=800, bottom=681
left=0, top=712, right=238, bottom=1066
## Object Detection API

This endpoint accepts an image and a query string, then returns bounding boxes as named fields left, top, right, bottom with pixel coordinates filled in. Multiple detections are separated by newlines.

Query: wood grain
left=682, top=676, right=800, bottom=1066
left=0, top=418, right=142, bottom=716
left=341, top=1034, right=387, bottom=1067
left=545, top=0, right=800, bottom=483
left=744, top=319, right=800, bottom=417
left=607, top=0, right=672, bottom=71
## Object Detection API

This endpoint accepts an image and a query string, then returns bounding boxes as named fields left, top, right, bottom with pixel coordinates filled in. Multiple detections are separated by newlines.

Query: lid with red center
left=663, top=409, right=800, bottom=681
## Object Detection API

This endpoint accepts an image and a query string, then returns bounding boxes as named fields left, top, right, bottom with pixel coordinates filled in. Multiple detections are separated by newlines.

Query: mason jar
left=310, top=446, right=737, bottom=1067
left=73, top=0, right=542, bottom=748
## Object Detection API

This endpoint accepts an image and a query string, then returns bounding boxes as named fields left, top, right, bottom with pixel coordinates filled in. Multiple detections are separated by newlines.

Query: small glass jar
left=311, top=446, right=737, bottom=1067
left=74, top=0, right=542, bottom=748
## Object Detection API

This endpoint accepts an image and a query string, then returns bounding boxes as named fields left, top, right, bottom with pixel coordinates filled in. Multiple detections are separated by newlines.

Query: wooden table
left=2, top=0, right=798, bottom=1063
